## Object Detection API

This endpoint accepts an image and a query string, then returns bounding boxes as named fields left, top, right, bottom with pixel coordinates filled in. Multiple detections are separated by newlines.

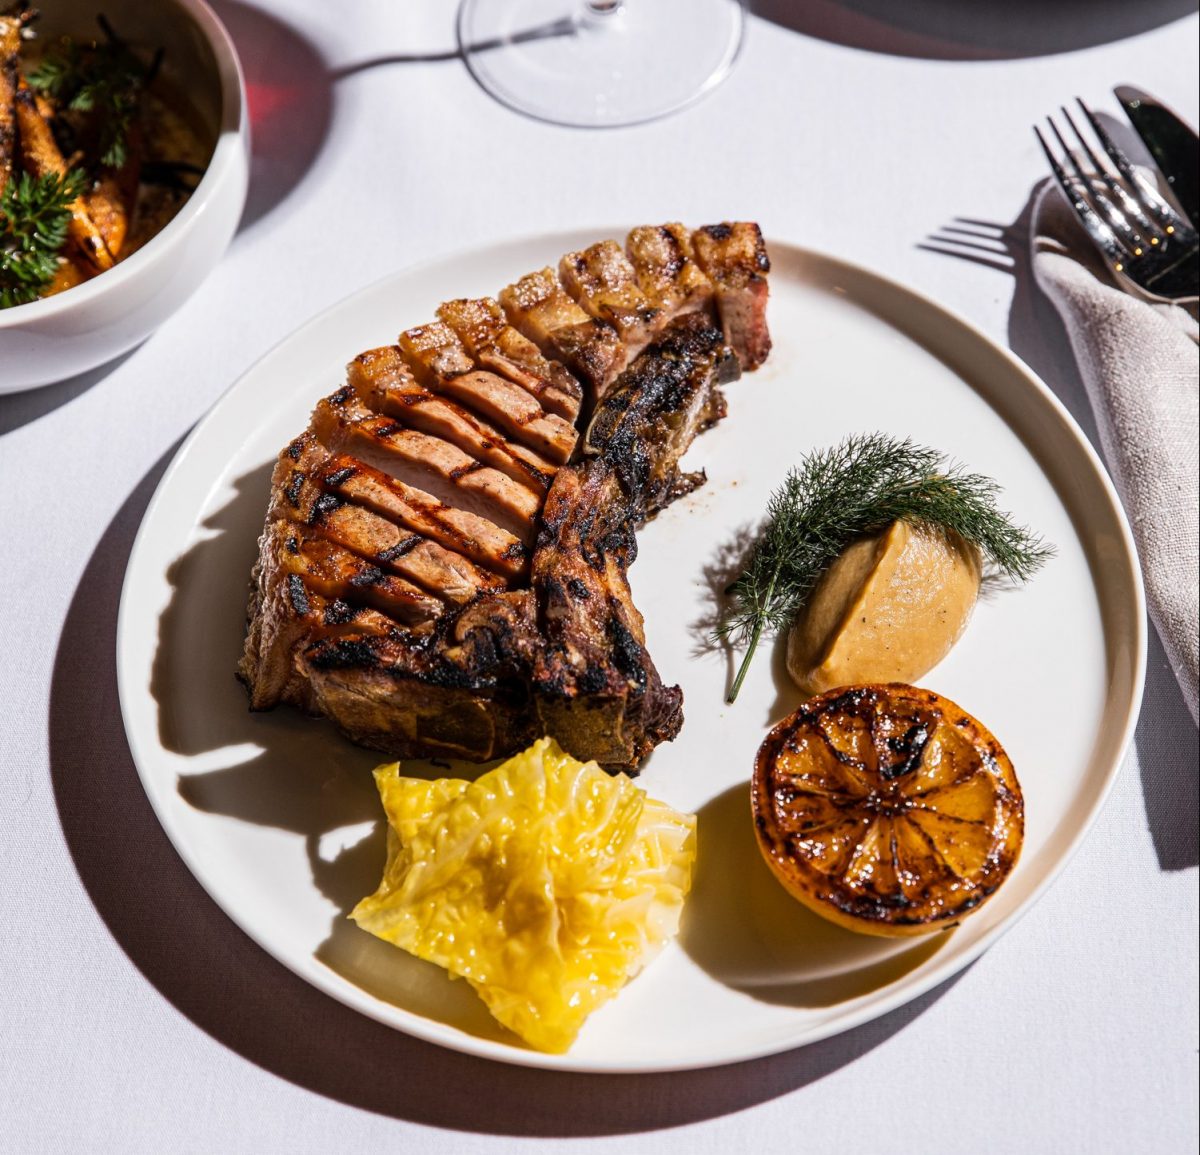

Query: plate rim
left=115, top=230, right=1147, bottom=1074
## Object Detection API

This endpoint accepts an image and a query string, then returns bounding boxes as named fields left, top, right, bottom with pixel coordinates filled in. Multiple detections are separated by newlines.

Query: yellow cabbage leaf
left=351, top=737, right=696, bottom=1053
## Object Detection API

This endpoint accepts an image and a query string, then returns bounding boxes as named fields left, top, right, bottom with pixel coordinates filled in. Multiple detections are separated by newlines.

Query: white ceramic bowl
left=0, top=0, right=248, bottom=393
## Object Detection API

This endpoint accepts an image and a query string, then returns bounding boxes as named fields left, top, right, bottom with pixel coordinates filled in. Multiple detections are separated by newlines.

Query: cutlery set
left=1035, top=87, right=1199, bottom=307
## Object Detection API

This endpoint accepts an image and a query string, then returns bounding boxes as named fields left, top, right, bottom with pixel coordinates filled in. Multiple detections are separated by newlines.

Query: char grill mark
left=240, top=224, right=773, bottom=769
left=298, top=657, right=538, bottom=761
left=585, top=313, right=738, bottom=520
left=326, top=464, right=530, bottom=580
left=274, top=521, right=444, bottom=626
left=498, top=266, right=624, bottom=401
left=437, top=297, right=583, bottom=422
left=691, top=222, right=772, bottom=370
left=269, top=454, right=503, bottom=606
left=284, top=432, right=528, bottom=580
left=297, top=589, right=543, bottom=761
left=558, top=240, right=664, bottom=363
left=530, top=458, right=682, bottom=767
left=239, top=530, right=406, bottom=712
left=312, top=389, right=541, bottom=544
left=345, top=344, right=418, bottom=411
left=626, top=223, right=714, bottom=320
left=348, top=345, right=558, bottom=493
left=397, top=323, right=579, bottom=466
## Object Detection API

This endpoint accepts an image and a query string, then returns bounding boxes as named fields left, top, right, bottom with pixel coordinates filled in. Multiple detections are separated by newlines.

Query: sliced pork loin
left=239, top=520, right=416, bottom=711
left=691, top=221, right=772, bottom=370
left=268, top=451, right=504, bottom=606
left=498, top=266, right=624, bottom=401
left=437, top=297, right=583, bottom=422
left=272, top=522, right=445, bottom=626
left=311, top=386, right=542, bottom=544
left=558, top=240, right=664, bottom=363
left=319, top=459, right=528, bottom=582
left=240, top=223, right=773, bottom=769
left=397, top=322, right=578, bottom=465
left=280, top=432, right=529, bottom=581
left=347, top=345, right=557, bottom=494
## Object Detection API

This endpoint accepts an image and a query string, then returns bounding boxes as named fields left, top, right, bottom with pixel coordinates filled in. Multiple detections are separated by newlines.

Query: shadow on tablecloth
left=922, top=171, right=1199, bottom=873
left=48, top=451, right=968, bottom=1135
left=750, top=0, right=1197, bottom=61
left=0, top=348, right=140, bottom=437
left=207, top=0, right=334, bottom=233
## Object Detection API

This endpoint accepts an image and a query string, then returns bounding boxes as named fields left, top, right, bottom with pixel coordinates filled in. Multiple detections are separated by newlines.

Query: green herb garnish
left=716, top=433, right=1054, bottom=702
left=25, top=17, right=157, bottom=169
left=0, top=167, right=88, bottom=308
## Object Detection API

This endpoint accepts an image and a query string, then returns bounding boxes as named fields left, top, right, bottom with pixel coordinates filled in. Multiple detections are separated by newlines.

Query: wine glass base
left=458, top=0, right=745, bottom=128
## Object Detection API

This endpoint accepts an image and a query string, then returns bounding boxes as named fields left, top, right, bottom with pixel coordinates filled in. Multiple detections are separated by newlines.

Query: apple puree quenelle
left=786, top=519, right=982, bottom=694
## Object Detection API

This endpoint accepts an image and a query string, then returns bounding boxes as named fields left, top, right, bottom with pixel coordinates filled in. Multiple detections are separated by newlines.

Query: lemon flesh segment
left=351, top=737, right=696, bottom=1053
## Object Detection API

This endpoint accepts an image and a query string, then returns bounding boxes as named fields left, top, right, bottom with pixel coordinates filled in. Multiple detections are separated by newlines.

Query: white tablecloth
left=2, top=4, right=1197, bottom=1151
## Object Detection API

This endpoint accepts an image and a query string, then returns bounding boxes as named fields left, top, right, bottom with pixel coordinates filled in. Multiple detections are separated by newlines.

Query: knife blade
left=1114, top=84, right=1199, bottom=230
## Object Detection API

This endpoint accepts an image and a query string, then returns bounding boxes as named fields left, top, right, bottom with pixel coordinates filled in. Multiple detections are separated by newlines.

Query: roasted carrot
left=33, top=89, right=55, bottom=122
left=85, top=121, right=141, bottom=257
left=85, top=179, right=129, bottom=257
left=43, top=256, right=92, bottom=296
left=0, top=15, right=20, bottom=199
left=13, top=83, right=115, bottom=271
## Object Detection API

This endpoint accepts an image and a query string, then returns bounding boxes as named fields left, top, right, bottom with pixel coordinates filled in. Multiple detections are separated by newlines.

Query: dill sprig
left=716, top=433, right=1054, bottom=702
left=0, top=167, right=88, bottom=308
left=25, top=17, right=156, bottom=169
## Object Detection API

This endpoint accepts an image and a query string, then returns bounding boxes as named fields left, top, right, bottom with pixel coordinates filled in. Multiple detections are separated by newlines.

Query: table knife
left=1114, top=84, right=1199, bottom=229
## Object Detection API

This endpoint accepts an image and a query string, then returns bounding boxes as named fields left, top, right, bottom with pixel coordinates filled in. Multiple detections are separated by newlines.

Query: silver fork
left=1035, top=99, right=1199, bottom=305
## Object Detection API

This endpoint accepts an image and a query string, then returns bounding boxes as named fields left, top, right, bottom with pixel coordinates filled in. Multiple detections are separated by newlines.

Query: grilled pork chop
left=239, top=223, right=772, bottom=769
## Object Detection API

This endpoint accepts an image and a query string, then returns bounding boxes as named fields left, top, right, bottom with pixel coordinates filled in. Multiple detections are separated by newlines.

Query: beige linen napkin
left=1032, top=182, right=1199, bottom=724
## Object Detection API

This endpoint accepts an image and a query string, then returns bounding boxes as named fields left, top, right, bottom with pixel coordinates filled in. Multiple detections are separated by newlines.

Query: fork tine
left=1048, top=115, right=1139, bottom=256
left=1034, top=125, right=1131, bottom=272
left=1075, top=98, right=1187, bottom=238
left=1060, top=105, right=1158, bottom=249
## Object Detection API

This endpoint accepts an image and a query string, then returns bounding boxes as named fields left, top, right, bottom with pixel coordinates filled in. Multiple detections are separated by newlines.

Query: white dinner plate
left=117, top=232, right=1145, bottom=1073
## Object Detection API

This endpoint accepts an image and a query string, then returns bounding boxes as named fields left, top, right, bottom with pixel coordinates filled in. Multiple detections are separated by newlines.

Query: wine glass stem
left=583, top=0, right=625, bottom=26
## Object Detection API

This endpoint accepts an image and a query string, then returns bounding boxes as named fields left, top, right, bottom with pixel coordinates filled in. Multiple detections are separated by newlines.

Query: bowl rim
left=0, top=0, right=247, bottom=329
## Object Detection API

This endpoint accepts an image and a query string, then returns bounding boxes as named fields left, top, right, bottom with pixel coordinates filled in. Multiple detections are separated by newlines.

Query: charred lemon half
left=752, top=684, right=1023, bottom=937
